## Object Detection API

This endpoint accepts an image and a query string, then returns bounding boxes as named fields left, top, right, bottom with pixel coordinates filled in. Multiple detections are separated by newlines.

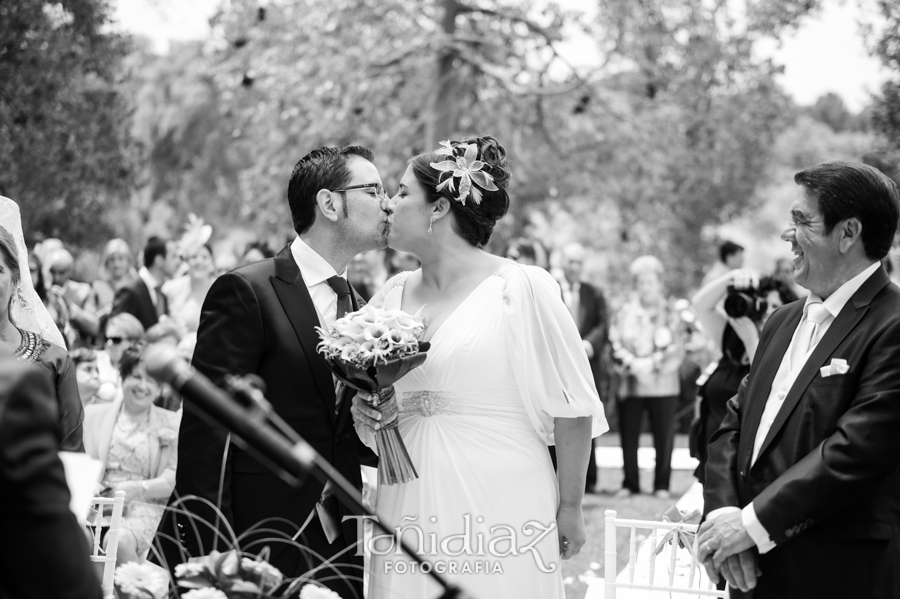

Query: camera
left=724, top=285, right=768, bottom=320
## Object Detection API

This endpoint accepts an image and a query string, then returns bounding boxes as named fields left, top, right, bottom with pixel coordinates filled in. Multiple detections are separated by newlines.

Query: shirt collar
left=138, top=266, right=159, bottom=290
left=290, top=236, right=346, bottom=287
left=805, top=261, right=881, bottom=319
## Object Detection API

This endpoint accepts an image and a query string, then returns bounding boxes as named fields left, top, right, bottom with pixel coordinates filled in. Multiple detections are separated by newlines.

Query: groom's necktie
left=326, top=275, right=352, bottom=319
left=789, top=301, right=830, bottom=370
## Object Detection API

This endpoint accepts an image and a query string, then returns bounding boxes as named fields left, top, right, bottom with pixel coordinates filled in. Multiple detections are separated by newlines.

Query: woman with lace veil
left=0, top=197, right=83, bottom=451
left=351, top=137, right=608, bottom=599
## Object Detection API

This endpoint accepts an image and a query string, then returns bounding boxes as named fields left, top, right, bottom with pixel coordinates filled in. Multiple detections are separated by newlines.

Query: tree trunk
left=425, top=0, right=462, bottom=148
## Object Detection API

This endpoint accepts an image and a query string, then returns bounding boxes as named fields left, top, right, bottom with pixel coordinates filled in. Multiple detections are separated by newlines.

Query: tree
left=0, top=0, right=139, bottom=247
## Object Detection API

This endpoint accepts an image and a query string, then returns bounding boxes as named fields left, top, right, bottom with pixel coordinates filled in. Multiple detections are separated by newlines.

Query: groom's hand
left=703, top=551, right=761, bottom=592
left=698, top=511, right=754, bottom=567
left=351, top=392, right=383, bottom=431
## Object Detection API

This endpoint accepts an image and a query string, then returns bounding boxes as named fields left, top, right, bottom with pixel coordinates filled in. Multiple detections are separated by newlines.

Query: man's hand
left=702, top=551, right=761, bottom=593
left=698, top=511, right=756, bottom=570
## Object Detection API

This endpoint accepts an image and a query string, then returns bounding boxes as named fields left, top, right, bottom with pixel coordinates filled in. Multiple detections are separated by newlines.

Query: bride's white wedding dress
left=360, top=262, right=608, bottom=599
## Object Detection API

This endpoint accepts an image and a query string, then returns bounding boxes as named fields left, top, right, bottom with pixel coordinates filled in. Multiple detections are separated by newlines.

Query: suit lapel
left=270, top=247, right=336, bottom=412
left=753, top=267, right=891, bottom=464
left=739, top=304, right=802, bottom=473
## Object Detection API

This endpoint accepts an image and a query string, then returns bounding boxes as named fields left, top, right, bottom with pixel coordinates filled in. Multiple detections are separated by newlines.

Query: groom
left=155, top=146, right=389, bottom=598
left=697, top=161, right=900, bottom=598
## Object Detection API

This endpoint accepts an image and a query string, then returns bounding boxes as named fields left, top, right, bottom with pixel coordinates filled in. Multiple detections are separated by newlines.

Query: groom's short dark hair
left=288, top=146, right=375, bottom=234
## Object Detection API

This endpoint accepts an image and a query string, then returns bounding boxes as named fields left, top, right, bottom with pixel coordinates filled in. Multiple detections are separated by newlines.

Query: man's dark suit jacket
left=575, top=280, right=610, bottom=398
left=110, top=276, right=163, bottom=331
left=0, top=360, right=101, bottom=599
left=154, top=246, right=373, bottom=597
left=704, top=267, right=900, bottom=599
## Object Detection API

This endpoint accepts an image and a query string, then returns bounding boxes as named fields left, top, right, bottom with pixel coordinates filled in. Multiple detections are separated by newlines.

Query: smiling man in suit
left=697, top=161, right=900, bottom=598
left=154, top=147, right=389, bottom=598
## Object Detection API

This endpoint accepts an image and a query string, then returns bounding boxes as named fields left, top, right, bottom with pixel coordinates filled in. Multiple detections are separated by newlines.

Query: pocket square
left=820, top=358, right=849, bottom=378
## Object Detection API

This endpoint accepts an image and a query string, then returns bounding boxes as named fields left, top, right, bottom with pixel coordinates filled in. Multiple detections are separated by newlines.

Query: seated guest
left=0, top=360, right=101, bottom=599
left=97, top=312, right=145, bottom=392
left=145, top=319, right=186, bottom=348
left=71, top=348, right=103, bottom=407
left=111, top=236, right=180, bottom=331
left=240, top=240, right=274, bottom=266
left=0, top=226, right=83, bottom=451
left=83, top=343, right=181, bottom=564
left=47, top=248, right=100, bottom=346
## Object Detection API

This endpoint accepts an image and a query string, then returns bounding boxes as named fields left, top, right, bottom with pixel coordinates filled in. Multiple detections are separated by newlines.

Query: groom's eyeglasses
left=332, top=183, right=388, bottom=200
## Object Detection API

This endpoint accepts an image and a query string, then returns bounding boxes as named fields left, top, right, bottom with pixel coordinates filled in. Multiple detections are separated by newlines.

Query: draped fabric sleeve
left=503, top=264, right=609, bottom=445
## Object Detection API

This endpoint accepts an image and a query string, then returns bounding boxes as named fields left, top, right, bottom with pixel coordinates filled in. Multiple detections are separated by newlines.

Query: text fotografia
left=385, top=560, right=504, bottom=575
left=343, top=514, right=559, bottom=573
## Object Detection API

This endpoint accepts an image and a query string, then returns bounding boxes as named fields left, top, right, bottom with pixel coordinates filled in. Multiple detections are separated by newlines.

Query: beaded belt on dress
left=401, top=391, right=461, bottom=417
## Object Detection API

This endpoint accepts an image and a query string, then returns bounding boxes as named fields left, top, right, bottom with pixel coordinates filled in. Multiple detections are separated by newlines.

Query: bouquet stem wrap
left=368, top=386, right=418, bottom=485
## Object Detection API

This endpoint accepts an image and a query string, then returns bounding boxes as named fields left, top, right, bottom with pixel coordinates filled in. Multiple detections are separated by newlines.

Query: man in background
left=701, top=240, right=744, bottom=287
left=559, top=242, right=609, bottom=493
left=110, top=236, right=179, bottom=331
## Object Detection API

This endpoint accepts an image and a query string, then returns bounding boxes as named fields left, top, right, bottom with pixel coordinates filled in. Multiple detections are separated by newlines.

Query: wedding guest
left=698, top=162, right=900, bottom=597
left=701, top=241, right=744, bottom=287
left=29, top=252, right=70, bottom=336
left=111, top=236, right=180, bottom=331
left=347, top=253, right=375, bottom=301
left=559, top=243, right=610, bottom=493
left=87, top=239, right=136, bottom=316
left=0, top=226, right=83, bottom=451
left=145, top=319, right=185, bottom=348
left=240, top=240, right=274, bottom=266
left=84, top=344, right=180, bottom=564
left=164, top=219, right=215, bottom=333
left=96, top=312, right=145, bottom=402
left=505, top=238, right=538, bottom=266
left=610, top=255, right=685, bottom=498
left=689, top=271, right=796, bottom=484
left=386, top=248, right=420, bottom=275
left=71, top=348, right=103, bottom=407
left=0, top=361, right=101, bottom=599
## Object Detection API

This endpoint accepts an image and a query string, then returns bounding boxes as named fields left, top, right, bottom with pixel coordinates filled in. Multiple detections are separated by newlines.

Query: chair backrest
left=88, top=491, right=126, bottom=599
left=604, top=509, right=727, bottom=598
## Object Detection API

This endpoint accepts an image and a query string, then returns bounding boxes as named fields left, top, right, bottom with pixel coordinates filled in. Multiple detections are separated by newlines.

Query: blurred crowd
left=16, top=213, right=900, bottom=550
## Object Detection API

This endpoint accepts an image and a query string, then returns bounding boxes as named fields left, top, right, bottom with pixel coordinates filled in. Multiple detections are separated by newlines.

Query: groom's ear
left=315, top=189, right=342, bottom=223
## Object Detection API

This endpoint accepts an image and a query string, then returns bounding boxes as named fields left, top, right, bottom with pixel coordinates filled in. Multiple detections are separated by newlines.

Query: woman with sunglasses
left=95, top=312, right=146, bottom=401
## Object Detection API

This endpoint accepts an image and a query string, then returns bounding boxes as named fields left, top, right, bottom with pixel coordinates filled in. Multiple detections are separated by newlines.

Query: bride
left=351, top=136, right=608, bottom=599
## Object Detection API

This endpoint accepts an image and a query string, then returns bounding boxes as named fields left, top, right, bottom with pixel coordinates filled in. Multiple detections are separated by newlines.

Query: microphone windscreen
left=144, top=343, right=185, bottom=387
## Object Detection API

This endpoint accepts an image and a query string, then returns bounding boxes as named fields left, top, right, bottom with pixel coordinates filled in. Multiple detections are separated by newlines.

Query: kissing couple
left=155, top=136, right=608, bottom=599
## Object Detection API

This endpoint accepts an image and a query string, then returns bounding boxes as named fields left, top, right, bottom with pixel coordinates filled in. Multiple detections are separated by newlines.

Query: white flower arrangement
left=298, top=584, right=342, bottom=599
left=316, top=304, right=424, bottom=368
left=181, top=589, right=228, bottom=599
left=114, top=562, right=169, bottom=599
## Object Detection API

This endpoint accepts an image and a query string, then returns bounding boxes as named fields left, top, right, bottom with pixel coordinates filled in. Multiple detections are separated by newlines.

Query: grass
left=563, top=435, right=697, bottom=599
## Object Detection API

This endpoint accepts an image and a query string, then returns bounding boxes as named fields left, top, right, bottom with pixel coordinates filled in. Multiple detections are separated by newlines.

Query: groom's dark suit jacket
left=704, top=267, right=900, bottom=599
left=155, top=246, right=375, bottom=596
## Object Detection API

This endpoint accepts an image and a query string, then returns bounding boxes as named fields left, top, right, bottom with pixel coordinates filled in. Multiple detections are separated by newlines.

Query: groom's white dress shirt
left=290, top=236, right=348, bottom=328
left=707, top=262, right=880, bottom=554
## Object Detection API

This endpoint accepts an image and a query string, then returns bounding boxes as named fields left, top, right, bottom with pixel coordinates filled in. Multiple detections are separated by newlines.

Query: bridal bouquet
left=316, top=305, right=429, bottom=485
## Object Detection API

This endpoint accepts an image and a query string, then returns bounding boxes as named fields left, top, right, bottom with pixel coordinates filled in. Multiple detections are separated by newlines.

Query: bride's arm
left=554, top=416, right=592, bottom=560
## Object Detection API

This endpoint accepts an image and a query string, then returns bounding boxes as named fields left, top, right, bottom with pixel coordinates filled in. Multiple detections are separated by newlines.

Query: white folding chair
left=603, top=509, right=728, bottom=598
left=87, top=491, right=126, bottom=599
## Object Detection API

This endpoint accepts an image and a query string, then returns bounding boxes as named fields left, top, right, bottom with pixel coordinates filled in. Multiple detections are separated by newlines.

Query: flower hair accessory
left=430, top=140, right=499, bottom=206
left=178, top=213, right=213, bottom=258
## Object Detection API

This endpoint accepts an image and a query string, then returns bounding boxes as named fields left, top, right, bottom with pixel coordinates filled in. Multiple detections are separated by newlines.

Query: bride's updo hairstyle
left=410, top=136, right=511, bottom=247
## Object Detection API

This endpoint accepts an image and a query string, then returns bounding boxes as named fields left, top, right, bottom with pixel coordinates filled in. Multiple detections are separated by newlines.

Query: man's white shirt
left=289, top=236, right=347, bottom=328
left=706, top=262, right=880, bottom=554
left=138, top=266, right=161, bottom=310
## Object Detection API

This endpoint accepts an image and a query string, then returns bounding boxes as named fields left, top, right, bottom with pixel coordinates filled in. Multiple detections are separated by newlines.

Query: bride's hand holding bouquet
left=316, top=304, right=429, bottom=485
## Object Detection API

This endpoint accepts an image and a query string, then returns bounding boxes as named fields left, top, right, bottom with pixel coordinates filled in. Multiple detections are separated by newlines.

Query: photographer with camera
left=689, top=270, right=797, bottom=484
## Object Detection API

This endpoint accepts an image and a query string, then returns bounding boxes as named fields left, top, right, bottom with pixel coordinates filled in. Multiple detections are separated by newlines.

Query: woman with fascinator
left=162, top=214, right=216, bottom=334
left=351, top=137, right=608, bottom=598
left=0, top=198, right=83, bottom=451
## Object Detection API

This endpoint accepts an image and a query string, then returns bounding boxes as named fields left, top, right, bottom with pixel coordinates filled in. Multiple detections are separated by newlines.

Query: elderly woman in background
left=88, top=239, right=136, bottom=316
left=96, top=312, right=146, bottom=397
left=71, top=348, right=102, bottom=407
left=0, top=226, right=83, bottom=451
left=610, top=255, right=685, bottom=498
left=83, top=343, right=180, bottom=564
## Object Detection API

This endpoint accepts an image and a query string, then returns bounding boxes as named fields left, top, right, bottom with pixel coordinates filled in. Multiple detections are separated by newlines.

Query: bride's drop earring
left=428, top=214, right=435, bottom=235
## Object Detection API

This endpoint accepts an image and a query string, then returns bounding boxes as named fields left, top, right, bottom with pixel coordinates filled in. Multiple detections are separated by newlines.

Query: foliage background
left=3, top=0, right=898, bottom=301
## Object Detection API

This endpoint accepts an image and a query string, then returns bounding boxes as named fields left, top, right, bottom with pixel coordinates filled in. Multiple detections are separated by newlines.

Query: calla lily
left=430, top=142, right=499, bottom=206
